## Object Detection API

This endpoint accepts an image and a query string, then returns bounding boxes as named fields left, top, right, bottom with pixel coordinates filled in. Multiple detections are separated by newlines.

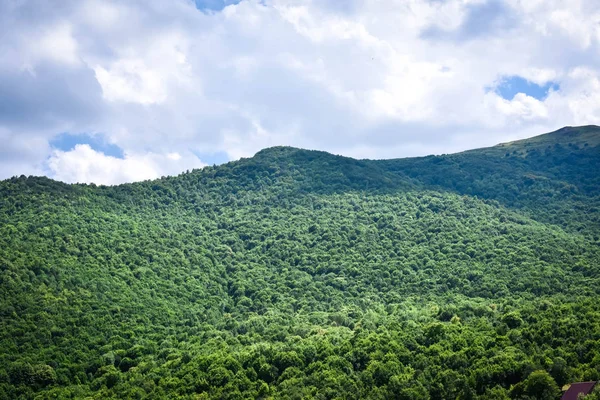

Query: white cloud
left=94, top=59, right=168, bottom=104
left=93, top=29, right=193, bottom=105
left=78, top=0, right=121, bottom=31
left=562, top=67, right=600, bottom=124
left=519, top=68, right=560, bottom=86
left=4, top=21, right=81, bottom=73
left=486, top=92, right=549, bottom=121
left=35, top=23, right=80, bottom=66
left=167, top=152, right=182, bottom=161
left=47, top=144, right=205, bottom=185
left=0, top=0, right=599, bottom=184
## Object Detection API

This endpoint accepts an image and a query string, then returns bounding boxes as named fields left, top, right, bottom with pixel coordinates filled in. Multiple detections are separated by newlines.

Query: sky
left=1, top=0, right=599, bottom=185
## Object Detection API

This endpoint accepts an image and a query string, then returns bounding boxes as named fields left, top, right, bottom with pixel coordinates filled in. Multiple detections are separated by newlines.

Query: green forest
left=0, top=125, right=599, bottom=399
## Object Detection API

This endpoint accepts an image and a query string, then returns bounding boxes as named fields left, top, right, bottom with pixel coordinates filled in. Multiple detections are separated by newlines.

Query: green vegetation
left=0, top=126, right=599, bottom=399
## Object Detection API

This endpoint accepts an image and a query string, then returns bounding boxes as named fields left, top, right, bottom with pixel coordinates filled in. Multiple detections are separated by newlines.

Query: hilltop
left=496, top=125, right=600, bottom=151
left=0, top=126, right=599, bottom=399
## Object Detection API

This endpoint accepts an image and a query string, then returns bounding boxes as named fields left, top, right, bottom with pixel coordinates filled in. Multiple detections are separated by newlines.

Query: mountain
left=0, top=126, right=599, bottom=399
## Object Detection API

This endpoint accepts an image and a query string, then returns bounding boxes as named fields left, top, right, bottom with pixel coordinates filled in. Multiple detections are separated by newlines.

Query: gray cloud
left=0, top=63, right=104, bottom=130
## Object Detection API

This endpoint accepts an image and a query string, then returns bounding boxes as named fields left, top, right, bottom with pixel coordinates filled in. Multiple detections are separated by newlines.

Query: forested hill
left=372, top=125, right=600, bottom=233
left=0, top=127, right=599, bottom=399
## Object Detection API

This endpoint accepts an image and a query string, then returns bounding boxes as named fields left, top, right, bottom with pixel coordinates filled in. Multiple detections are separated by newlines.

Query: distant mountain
left=0, top=126, right=599, bottom=399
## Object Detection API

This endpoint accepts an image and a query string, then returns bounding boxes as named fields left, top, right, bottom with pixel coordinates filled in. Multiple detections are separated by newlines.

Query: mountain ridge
left=5, top=125, right=599, bottom=189
left=250, top=125, right=600, bottom=164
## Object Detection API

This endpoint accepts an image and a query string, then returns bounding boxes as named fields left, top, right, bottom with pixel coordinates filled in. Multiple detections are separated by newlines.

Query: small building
left=562, top=381, right=597, bottom=400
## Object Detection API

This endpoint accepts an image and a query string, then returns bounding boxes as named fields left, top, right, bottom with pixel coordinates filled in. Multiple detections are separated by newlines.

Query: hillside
left=0, top=126, right=599, bottom=399
left=373, top=125, right=600, bottom=234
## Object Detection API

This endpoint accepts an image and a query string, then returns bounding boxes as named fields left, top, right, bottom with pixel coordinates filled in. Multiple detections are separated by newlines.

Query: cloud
left=486, top=92, right=549, bottom=122
left=47, top=144, right=205, bottom=185
left=422, top=0, right=519, bottom=41
left=561, top=67, right=600, bottom=124
left=0, top=0, right=599, bottom=183
left=28, top=23, right=80, bottom=67
left=0, top=127, right=49, bottom=178
left=94, top=60, right=168, bottom=105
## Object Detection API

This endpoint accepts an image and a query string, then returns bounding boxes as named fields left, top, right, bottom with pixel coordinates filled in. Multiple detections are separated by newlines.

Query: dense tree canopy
left=0, top=126, right=599, bottom=399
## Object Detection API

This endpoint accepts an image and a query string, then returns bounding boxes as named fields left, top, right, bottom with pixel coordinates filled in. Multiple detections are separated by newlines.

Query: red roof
left=562, top=381, right=597, bottom=400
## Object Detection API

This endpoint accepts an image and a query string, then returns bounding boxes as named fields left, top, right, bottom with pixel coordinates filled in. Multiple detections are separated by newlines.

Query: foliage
left=0, top=126, right=599, bottom=399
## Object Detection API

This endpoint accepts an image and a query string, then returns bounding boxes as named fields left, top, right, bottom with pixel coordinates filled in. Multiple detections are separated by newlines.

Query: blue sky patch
left=50, top=133, right=125, bottom=158
left=493, top=76, right=559, bottom=100
left=194, top=0, right=240, bottom=11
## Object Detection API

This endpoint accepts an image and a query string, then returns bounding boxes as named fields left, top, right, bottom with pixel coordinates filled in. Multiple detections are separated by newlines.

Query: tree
left=510, top=370, right=560, bottom=400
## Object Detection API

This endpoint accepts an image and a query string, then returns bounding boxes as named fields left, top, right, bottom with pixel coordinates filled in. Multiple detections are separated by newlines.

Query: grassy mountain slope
left=0, top=127, right=599, bottom=399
